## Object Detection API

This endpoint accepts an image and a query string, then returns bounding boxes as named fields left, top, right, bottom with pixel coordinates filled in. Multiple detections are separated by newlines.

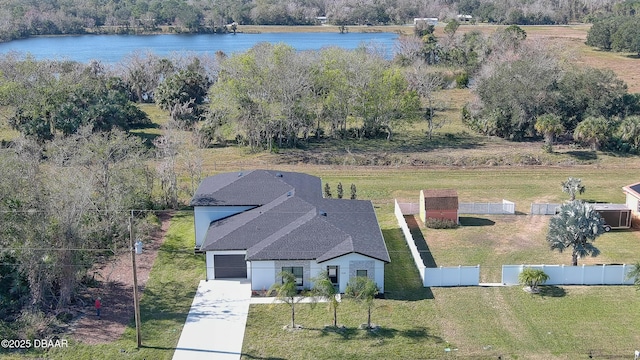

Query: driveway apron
left=173, top=279, right=252, bottom=360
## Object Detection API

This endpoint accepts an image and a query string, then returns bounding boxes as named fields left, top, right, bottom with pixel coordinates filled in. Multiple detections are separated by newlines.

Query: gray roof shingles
left=192, top=170, right=390, bottom=263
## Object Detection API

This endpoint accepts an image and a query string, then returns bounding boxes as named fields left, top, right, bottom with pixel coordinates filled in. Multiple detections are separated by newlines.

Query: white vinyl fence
left=459, top=200, right=515, bottom=215
left=424, top=266, right=480, bottom=287
left=502, top=264, right=636, bottom=285
left=530, top=203, right=561, bottom=215
left=397, top=202, right=420, bottom=215
left=394, top=200, right=480, bottom=287
left=394, top=200, right=425, bottom=281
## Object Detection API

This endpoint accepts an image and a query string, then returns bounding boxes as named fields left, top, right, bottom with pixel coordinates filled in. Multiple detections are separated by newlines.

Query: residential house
left=622, top=181, right=640, bottom=227
left=190, top=170, right=390, bottom=293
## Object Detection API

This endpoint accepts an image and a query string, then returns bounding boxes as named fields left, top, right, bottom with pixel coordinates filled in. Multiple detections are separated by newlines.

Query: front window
left=356, top=270, right=368, bottom=278
left=282, top=266, right=303, bottom=286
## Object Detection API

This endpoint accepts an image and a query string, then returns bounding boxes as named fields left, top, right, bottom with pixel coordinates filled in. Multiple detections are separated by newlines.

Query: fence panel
left=459, top=200, right=515, bottom=215
left=530, top=203, right=561, bottom=215
left=424, top=266, right=480, bottom=287
left=502, top=264, right=635, bottom=285
left=397, top=202, right=420, bottom=215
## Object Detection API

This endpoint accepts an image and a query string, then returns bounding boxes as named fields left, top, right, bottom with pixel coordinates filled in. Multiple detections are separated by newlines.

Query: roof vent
left=238, top=172, right=243, bottom=177
left=287, top=191, right=293, bottom=197
left=276, top=173, right=283, bottom=177
left=319, top=210, right=327, bottom=216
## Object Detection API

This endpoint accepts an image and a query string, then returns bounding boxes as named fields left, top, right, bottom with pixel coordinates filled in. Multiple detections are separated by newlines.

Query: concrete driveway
left=173, top=279, right=252, bottom=360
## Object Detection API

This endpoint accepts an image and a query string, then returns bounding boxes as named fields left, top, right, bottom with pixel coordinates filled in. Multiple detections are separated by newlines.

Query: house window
left=356, top=270, right=368, bottom=278
left=327, top=266, right=339, bottom=285
left=282, top=266, right=303, bottom=286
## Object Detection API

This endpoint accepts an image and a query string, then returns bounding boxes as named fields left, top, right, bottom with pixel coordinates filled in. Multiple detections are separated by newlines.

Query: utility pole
left=130, top=211, right=142, bottom=348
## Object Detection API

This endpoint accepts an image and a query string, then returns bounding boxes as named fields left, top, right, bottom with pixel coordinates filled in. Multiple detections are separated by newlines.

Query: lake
left=0, top=32, right=399, bottom=64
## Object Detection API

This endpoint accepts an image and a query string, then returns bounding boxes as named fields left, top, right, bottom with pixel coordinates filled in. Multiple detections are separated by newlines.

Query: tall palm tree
left=547, top=200, right=604, bottom=266
left=534, top=113, right=565, bottom=152
left=270, top=271, right=303, bottom=328
left=311, top=271, right=340, bottom=327
left=561, top=177, right=585, bottom=201
left=345, top=276, right=379, bottom=329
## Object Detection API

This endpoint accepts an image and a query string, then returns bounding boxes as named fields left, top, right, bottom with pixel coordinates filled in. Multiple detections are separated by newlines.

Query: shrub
left=424, top=218, right=459, bottom=229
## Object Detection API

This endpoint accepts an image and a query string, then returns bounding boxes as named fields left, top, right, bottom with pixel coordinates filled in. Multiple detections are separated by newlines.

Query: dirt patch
left=68, top=213, right=172, bottom=345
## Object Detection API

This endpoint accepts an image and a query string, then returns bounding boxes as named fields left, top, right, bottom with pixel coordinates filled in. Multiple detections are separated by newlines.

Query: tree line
left=585, top=0, right=640, bottom=56
left=0, top=0, right=632, bottom=42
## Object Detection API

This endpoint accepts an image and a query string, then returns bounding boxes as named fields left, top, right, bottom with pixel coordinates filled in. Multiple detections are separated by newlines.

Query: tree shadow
left=538, top=285, right=566, bottom=298
left=459, top=217, right=495, bottom=226
left=565, top=150, right=597, bottom=161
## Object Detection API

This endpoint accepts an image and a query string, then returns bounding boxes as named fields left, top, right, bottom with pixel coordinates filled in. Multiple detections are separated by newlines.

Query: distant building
left=457, top=14, right=473, bottom=22
left=315, top=16, right=328, bottom=24
left=414, top=17, right=438, bottom=26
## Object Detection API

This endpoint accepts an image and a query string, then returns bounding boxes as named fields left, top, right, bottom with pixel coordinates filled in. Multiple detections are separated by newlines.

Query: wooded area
left=0, top=0, right=638, bottom=41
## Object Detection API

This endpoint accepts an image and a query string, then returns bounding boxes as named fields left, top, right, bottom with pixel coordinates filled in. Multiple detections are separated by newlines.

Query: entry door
left=327, top=266, right=339, bottom=289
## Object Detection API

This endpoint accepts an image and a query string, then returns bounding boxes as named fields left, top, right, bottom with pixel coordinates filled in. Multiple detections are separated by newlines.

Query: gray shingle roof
left=193, top=171, right=390, bottom=263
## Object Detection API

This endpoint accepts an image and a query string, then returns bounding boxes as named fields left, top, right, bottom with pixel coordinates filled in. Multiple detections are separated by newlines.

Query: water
left=0, top=32, right=399, bottom=63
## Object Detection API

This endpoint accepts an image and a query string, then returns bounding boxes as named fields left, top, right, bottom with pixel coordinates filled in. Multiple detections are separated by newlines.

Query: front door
left=327, top=266, right=339, bottom=290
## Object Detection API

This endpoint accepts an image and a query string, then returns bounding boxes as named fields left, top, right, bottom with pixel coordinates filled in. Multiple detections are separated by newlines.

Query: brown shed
left=419, top=189, right=459, bottom=224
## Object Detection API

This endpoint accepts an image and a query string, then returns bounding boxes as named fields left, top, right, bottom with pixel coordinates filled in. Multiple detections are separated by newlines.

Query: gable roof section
left=623, top=182, right=640, bottom=199
left=190, top=170, right=321, bottom=206
left=194, top=171, right=390, bottom=263
left=423, top=189, right=458, bottom=210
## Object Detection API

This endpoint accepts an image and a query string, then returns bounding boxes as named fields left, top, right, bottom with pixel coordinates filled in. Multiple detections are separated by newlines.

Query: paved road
left=173, top=279, right=252, bottom=360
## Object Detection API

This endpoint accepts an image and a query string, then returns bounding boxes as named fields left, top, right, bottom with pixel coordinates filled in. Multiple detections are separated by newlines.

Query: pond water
left=0, top=32, right=399, bottom=63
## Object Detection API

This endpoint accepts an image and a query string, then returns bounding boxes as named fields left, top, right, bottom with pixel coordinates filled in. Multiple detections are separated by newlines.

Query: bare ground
left=68, top=213, right=172, bottom=345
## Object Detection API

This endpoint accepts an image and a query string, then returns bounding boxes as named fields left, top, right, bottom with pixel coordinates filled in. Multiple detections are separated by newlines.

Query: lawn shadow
left=538, top=285, right=566, bottom=298
left=314, top=325, right=360, bottom=340
left=459, top=217, right=496, bottom=226
left=366, top=325, right=445, bottom=344
left=383, top=287, right=434, bottom=301
left=565, top=150, right=598, bottom=161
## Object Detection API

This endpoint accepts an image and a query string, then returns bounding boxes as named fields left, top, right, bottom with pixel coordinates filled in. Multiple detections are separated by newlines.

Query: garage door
left=214, top=255, right=247, bottom=278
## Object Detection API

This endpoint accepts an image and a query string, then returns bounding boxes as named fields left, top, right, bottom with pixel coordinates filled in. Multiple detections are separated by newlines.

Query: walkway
left=173, top=279, right=252, bottom=360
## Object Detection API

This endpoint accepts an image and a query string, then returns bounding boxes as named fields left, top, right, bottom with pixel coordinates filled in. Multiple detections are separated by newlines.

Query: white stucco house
left=190, top=170, right=390, bottom=293
left=622, top=181, right=640, bottom=227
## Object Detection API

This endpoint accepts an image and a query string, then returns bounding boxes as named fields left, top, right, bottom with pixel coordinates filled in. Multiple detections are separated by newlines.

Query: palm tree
left=617, top=116, right=640, bottom=152
left=547, top=200, right=605, bottom=266
left=269, top=271, right=303, bottom=329
left=345, top=276, right=379, bottom=329
left=561, top=177, right=585, bottom=201
left=534, top=114, right=565, bottom=152
left=311, top=271, right=340, bottom=327
left=518, top=268, right=550, bottom=293
left=573, top=116, right=610, bottom=151
left=626, top=261, right=640, bottom=289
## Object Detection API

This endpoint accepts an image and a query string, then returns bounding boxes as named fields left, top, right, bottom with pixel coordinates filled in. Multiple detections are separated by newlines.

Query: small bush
left=424, top=218, right=459, bottom=229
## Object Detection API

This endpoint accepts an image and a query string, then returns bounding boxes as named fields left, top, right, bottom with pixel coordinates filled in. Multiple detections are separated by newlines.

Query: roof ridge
left=246, top=206, right=317, bottom=258
left=201, top=191, right=293, bottom=248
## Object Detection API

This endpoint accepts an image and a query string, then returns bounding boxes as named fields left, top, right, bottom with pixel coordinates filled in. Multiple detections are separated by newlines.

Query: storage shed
left=419, top=189, right=459, bottom=224
left=592, top=204, right=631, bottom=231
